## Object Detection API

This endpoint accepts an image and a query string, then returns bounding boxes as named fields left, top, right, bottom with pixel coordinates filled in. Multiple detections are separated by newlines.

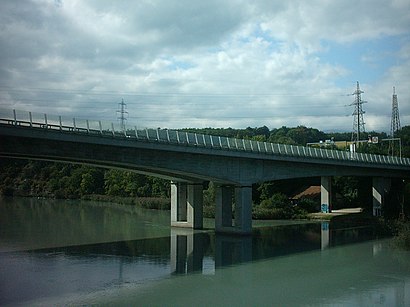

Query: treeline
left=1, top=124, right=409, bottom=219
left=0, top=160, right=170, bottom=200
left=183, top=125, right=327, bottom=144
left=183, top=125, right=410, bottom=156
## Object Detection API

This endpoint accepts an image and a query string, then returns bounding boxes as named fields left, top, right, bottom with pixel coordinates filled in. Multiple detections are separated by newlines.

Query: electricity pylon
left=388, top=87, right=401, bottom=156
left=350, top=81, right=367, bottom=145
left=116, top=98, right=128, bottom=132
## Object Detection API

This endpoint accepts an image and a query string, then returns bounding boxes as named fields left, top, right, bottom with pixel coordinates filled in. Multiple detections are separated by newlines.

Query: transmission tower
left=390, top=86, right=401, bottom=137
left=388, top=87, right=401, bottom=156
left=116, top=98, right=128, bottom=132
left=350, top=81, right=367, bottom=144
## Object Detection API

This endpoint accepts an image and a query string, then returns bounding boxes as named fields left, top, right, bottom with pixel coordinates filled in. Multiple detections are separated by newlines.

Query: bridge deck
left=1, top=108, right=409, bottom=170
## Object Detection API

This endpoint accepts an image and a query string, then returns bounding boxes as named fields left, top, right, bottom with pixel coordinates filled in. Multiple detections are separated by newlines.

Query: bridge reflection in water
left=28, top=222, right=379, bottom=276
left=169, top=222, right=379, bottom=275
left=4, top=222, right=408, bottom=306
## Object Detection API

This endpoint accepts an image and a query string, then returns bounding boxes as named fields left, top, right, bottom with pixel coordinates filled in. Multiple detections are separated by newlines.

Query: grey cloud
left=86, top=0, right=249, bottom=52
left=0, top=0, right=408, bottom=132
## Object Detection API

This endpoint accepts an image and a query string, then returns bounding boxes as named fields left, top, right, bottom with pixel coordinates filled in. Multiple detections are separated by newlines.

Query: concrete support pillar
left=216, top=186, right=233, bottom=229
left=171, top=181, right=203, bottom=229
left=321, top=176, right=332, bottom=213
left=178, top=182, right=187, bottom=221
left=372, top=177, right=391, bottom=217
left=187, top=183, right=203, bottom=229
left=171, top=181, right=186, bottom=224
left=216, top=185, right=253, bottom=234
left=234, top=186, right=253, bottom=234
left=171, top=182, right=177, bottom=223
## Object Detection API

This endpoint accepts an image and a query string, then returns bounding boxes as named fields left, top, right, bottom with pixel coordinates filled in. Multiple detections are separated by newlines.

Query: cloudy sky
left=0, top=0, right=409, bottom=132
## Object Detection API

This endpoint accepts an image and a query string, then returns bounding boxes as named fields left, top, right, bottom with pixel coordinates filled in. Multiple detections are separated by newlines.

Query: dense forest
left=1, top=125, right=409, bottom=219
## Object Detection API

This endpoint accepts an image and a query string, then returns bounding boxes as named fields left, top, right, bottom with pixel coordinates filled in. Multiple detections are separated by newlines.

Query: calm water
left=1, top=197, right=410, bottom=306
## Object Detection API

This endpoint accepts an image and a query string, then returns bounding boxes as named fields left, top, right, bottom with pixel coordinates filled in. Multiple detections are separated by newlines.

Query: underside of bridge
left=0, top=125, right=408, bottom=234
left=168, top=176, right=396, bottom=234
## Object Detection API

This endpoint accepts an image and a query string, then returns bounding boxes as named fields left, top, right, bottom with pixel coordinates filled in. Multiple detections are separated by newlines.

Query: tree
left=259, top=193, right=290, bottom=209
left=255, top=126, right=270, bottom=139
left=257, top=182, right=277, bottom=201
left=150, top=177, right=170, bottom=198
left=104, top=169, right=128, bottom=196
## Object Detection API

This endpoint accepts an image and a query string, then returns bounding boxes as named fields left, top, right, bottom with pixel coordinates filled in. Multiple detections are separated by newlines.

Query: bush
left=259, top=193, right=290, bottom=209
left=297, top=198, right=319, bottom=213
left=292, top=207, right=308, bottom=219
left=252, top=206, right=307, bottom=220
left=203, top=204, right=216, bottom=218
left=0, top=186, right=14, bottom=196
left=252, top=207, right=281, bottom=219
left=393, top=221, right=410, bottom=250
left=253, top=192, right=309, bottom=219
left=81, top=194, right=171, bottom=210
left=81, top=194, right=136, bottom=205
left=137, top=197, right=170, bottom=210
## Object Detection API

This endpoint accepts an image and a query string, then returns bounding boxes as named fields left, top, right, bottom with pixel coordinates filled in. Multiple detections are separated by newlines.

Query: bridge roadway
left=0, top=110, right=409, bottom=234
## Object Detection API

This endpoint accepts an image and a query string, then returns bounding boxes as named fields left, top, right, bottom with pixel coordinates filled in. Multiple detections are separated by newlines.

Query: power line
left=0, top=85, right=350, bottom=98
left=0, top=98, right=349, bottom=110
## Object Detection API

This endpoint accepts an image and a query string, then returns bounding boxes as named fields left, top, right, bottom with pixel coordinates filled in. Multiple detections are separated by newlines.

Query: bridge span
left=0, top=109, right=409, bottom=234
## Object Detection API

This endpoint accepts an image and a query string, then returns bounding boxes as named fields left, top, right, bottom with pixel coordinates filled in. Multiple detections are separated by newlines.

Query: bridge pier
left=171, top=181, right=203, bottom=229
left=372, top=177, right=391, bottom=216
left=321, top=176, right=333, bottom=213
left=215, top=185, right=252, bottom=235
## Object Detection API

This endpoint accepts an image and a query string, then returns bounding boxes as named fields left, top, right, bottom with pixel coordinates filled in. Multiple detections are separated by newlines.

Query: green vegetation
left=81, top=194, right=171, bottom=210
left=0, top=160, right=171, bottom=209
left=1, top=124, right=409, bottom=219
left=393, top=220, right=410, bottom=250
left=253, top=193, right=307, bottom=219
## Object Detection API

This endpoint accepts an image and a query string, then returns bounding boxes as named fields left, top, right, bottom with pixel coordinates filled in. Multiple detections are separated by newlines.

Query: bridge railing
left=1, top=108, right=409, bottom=167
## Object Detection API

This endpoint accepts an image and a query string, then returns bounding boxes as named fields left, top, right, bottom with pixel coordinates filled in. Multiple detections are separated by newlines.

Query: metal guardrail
left=0, top=108, right=409, bottom=167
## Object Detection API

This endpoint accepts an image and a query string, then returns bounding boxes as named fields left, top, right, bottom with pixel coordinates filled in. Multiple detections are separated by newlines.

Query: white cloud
left=0, top=0, right=409, bottom=133
left=259, top=0, right=410, bottom=48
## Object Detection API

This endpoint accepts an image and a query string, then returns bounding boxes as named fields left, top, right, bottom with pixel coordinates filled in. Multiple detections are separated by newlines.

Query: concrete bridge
left=0, top=109, right=409, bottom=234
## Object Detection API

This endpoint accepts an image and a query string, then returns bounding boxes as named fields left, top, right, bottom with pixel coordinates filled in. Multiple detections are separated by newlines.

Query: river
left=1, top=197, right=409, bottom=306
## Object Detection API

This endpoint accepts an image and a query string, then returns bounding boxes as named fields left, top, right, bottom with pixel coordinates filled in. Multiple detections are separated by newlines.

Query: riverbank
left=393, top=221, right=410, bottom=250
left=308, top=207, right=363, bottom=219
left=81, top=194, right=170, bottom=210
left=308, top=208, right=410, bottom=250
left=3, top=195, right=408, bottom=251
left=1, top=192, right=379, bottom=223
left=307, top=208, right=394, bottom=234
